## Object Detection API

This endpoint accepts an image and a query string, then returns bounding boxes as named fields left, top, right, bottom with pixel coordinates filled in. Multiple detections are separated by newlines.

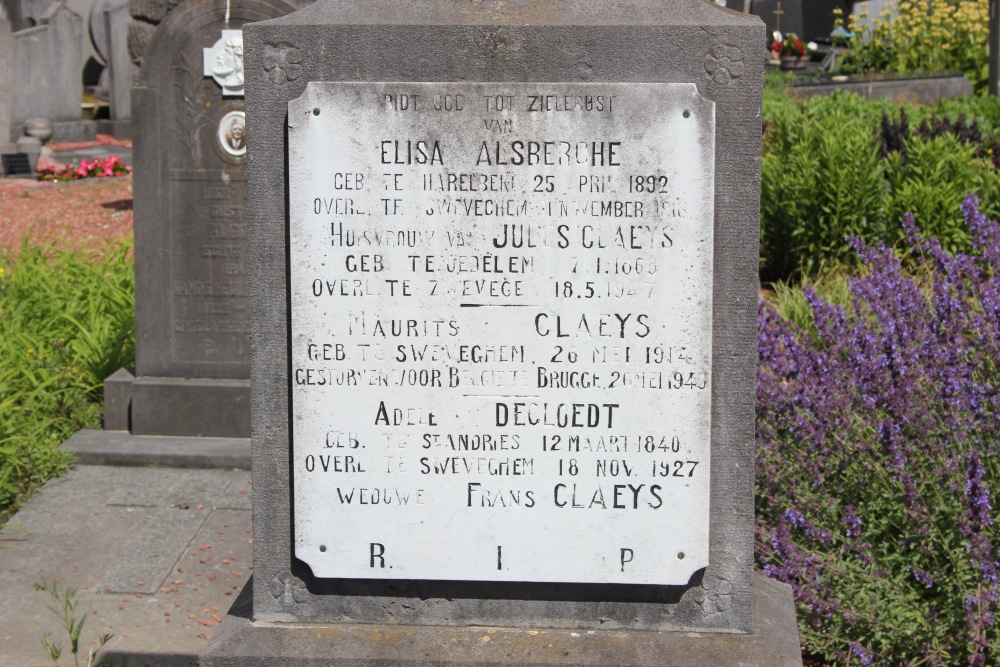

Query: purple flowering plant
left=757, top=195, right=999, bottom=665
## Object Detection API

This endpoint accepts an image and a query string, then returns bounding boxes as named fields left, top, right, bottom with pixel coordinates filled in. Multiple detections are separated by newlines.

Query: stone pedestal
left=204, top=576, right=801, bottom=666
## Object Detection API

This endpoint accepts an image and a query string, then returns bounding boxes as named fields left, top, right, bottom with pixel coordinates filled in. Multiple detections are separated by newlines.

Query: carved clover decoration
left=691, top=574, right=733, bottom=614
left=270, top=571, right=309, bottom=606
left=704, top=44, right=745, bottom=86
left=262, top=43, right=303, bottom=84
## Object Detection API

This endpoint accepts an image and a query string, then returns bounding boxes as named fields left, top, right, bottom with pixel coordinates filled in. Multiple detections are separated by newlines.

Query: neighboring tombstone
left=0, top=0, right=27, bottom=30
left=802, top=0, right=849, bottom=41
left=103, top=0, right=134, bottom=132
left=89, top=0, right=135, bottom=126
left=203, top=1, right=802, bottom=665
left=752, top=0, right=803, bottom=41
left=10, top=1, right=94, bottom=142
left=0, top=19, right=13, bottom=154
left=107, top=0, right=294, bottom=437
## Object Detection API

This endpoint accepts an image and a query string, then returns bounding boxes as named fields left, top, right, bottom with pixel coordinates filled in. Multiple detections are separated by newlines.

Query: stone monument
left=106, top=0, right=294, bottom=437
left=10, top=1, right=93, bottom=143
left=204, top=0, right=802, bottom=664
left=90, top=0, right=135, bottom=137
left=0, top=19, right=14, bottom=155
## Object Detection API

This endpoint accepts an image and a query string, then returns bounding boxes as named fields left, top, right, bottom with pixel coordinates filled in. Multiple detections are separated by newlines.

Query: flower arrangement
left=771, top=33, right=807, bottom=57
left=37, top=155, right=131, bottom=182
left=757, top=195, right=1000, bottom=665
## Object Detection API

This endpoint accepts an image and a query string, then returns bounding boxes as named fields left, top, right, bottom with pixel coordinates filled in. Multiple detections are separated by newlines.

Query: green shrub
left=761, top=90, right=1000, bottom=281
left=0, top=240, right=134, bottom=518
left=762, top=94, right=888, bottom=279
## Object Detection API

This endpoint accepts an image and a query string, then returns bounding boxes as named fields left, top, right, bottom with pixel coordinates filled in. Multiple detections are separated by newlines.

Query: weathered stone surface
left=791, top=73, right=974, bottom=105
left=0, top=20, right=13, bottom=154
left=103, top=366, right=134, bottom=431
left=0, top=464, right=252, bottom=666
left=288, top=81, right=715, bottom=587
left=104, top=0, right=135, bottom=120
left=203, top=575, right=801, bottom=667
left=102, top=506, right=210, bottom=594
left=211, top=2, right=801, bottom=664
left=10, top=1, right=83, bottom=138
left=126, top=16, right=154, bottom=64
left=121, top=0, right=294, bottom=437
left=62, top=428, right=251, bottom=469
left=241, top=0, right=770, bottom=635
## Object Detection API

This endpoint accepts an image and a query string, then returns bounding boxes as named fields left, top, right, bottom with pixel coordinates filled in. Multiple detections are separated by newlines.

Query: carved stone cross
left=203, top=29, right=245, bottom=97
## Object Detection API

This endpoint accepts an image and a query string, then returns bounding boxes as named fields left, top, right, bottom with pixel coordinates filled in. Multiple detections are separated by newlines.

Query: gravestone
left=203, top=0, right=802, bottom=665
left=103, top=0, right=133, bottom=123
left=751, top=0, right=803, bottom=41
left=0, top=19, right=13, bottom=155
left=108, top=0, right=294, bottom=437
left=10, top=1, right=94, bottom=143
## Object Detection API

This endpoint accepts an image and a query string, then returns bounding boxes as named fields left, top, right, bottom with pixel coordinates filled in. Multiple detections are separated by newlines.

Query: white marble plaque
left=287, top=82, right=714, bottom=585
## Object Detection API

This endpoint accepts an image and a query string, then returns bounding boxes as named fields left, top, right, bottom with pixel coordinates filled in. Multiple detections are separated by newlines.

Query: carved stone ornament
left=704, top=44, right=744, bottom=86
left=691, top=574, right=734, bottom=614
left=203, top=29, right=245, bottom=97
left=270, top=571, right=309, bottom=606
left=262, top=42, right=302, bottom=84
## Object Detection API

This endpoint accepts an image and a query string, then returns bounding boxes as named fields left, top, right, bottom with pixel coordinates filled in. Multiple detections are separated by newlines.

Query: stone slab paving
left=0, top=465, right=252, bottom=666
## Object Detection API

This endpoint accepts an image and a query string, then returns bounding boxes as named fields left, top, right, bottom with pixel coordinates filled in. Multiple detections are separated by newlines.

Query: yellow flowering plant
left=835, top=0, right=989, bottom=91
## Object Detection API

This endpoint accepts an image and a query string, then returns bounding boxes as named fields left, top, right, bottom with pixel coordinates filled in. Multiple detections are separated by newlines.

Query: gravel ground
left=0, top=134, right=134, bottom=251
left=0, top=175, right=133, bottom=251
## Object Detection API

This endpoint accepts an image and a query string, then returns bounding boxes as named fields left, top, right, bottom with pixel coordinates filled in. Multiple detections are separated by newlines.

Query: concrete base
left=201, top=576, right=802, bottom=667
left=96, top=118, right=132, bottom=140
left=790, top=73, right=973, bottom=105
left=62, top=429, right=250, bottom=469
left=104, top=368, right=251, bottom=438
left=51, top=119, right=97, bottom=143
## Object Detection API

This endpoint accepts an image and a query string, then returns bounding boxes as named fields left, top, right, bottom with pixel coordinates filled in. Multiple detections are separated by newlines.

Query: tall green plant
left=0, top=239, right=135, bottom=516
left=761, top=90, right=1000, bottom=281
left=35, top=579, right=113, bottom=667
left=762, top=103, right=886, bottom=279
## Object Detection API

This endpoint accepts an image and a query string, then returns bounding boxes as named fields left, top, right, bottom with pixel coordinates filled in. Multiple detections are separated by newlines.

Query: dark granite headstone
left=752, top=0, right=803, bottom=41
left=103, top=0, right=133, bottom=121
left=202, top=0, right=802, bottom=665
left=112, top=0, right=294, bottom=437
left=1, top=152, right=31, bottom=176
left=803, top=0, right=849, bottom=41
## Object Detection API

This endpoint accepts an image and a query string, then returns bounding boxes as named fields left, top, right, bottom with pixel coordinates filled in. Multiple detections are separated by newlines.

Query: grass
left=0, top=238, right=134, bottom=522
